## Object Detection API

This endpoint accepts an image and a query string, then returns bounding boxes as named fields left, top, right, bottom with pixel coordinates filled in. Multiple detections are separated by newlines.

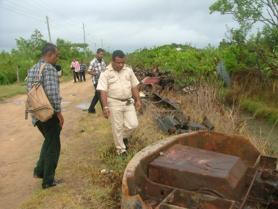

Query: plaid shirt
left=88, top=58, right=106, bottom=84
left=27, top=59, right=61, bottom=124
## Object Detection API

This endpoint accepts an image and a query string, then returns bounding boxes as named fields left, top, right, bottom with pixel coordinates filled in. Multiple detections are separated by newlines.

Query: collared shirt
left=70, top=61, right=80, bottom=72
left=88, top=58, right=106, bottom=84
left=27, top=59, right=62, bottom=125
left=80, top=64, right=87, bottom=72
left=97, top=64, right=139, bottom=104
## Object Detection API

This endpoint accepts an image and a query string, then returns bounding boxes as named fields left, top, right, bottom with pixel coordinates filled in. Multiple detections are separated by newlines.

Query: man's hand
left=57, top=112, right=64, bottom=128
left=88, top=69, right=97, bottom=76
left=103, top=107, right=110, bottom=119
left=135, top=100, right=142, bottom=112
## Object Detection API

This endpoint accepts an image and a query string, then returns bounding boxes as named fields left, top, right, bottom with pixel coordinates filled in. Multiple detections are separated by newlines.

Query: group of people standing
left=26, top=43, right=141, bottom=189
left=70, top=59, right=86, bottom=82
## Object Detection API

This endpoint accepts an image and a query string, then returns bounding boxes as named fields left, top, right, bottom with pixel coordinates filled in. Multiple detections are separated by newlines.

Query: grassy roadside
left=240, top=98, right=278, bottom=125
left=0, top=75, right=73, bottom=100
left=20, top=105, right=166, bottom=209
left=0, top=83, right=26, bottom=100
left=21, top=83, right=271, bottom=209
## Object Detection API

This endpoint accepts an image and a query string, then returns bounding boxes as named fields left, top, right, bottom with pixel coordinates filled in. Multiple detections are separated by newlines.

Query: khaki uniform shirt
left=97, top=64, right=139, bottom=105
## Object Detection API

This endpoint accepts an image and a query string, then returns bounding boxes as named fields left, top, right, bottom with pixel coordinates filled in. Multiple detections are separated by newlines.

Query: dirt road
left=0, top=79, right=94, bottom=209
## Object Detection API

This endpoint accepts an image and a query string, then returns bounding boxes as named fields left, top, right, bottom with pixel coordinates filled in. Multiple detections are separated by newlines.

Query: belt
left=108, top=96, right=131, bottom=102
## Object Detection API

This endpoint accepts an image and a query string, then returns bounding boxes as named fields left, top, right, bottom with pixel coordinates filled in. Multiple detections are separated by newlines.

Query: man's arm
left=88, top=60, right=97, bottom=75
left=131, top=85, right=142, bottom=111
left=130, top=68, right=141, bottom=111
left=100, top=90, right=110, bottom=119
left=43, top=64, right=64, bottom=127
left=96, top=72, right=109, bottom=118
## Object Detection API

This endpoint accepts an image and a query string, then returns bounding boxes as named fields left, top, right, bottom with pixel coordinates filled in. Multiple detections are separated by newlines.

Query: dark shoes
left=88, top=109, right=96, bottom=114
left=123, top=138, right=129, bottom=150
left=42, top=179, right=63, bottom=189
left=33, top=171, right=43, bottom=179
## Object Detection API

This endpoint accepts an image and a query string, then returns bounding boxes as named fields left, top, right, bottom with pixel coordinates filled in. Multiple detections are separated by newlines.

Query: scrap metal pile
left=134, top=68, right=214, bottom=134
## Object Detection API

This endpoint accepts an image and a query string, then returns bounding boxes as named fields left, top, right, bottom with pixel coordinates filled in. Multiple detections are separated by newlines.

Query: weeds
left=21, top=82, right=276, bottom=209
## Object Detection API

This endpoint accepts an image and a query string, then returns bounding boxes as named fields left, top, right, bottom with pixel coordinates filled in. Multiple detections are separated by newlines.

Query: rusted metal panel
left=121, top=131, right=278, bottom=209
left=158, top=190, right=235, bottom=209
left=142, top=77, right=161, bottom=85
left=148, top=144, right=248, bottom=200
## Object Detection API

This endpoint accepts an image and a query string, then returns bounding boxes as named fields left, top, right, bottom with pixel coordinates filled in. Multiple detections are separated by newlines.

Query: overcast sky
left=0, top=0, right=238, bottom=52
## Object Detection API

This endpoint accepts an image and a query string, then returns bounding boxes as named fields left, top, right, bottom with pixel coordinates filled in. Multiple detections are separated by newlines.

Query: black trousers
left=79, top=71, right=86, bottom=81
left=88, top=83, right=103, bottom=112
left=72, top=71, right=79, bottom=82
left=34, top=114, right=61, bottom=186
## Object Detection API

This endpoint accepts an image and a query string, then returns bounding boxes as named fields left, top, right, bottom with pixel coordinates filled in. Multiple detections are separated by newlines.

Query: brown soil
left=0, top=79, right=94, bottom=209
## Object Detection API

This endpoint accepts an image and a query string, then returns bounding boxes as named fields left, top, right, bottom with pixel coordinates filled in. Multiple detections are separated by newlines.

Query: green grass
left=20, top=85, right=277, bottom=209
left=240, top=98, right=278, bottom=124
left=0, top=83, right=26, bottom=100
left=0, top=74, right=74, bottom=100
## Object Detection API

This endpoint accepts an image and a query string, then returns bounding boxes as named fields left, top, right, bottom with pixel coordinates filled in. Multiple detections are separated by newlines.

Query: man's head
left=112, top=50, right=125, bottom=71
left=96, top=48, right=105, bottom=60
left=41, top=43, right=59, bottom=65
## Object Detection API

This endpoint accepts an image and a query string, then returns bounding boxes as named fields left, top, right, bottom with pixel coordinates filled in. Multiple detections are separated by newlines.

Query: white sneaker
left=117, top=149, right=127, bottom=156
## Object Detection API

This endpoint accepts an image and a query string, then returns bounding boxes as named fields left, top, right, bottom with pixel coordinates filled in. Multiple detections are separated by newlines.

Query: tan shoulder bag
left=25, top=63, right=54, bottom=122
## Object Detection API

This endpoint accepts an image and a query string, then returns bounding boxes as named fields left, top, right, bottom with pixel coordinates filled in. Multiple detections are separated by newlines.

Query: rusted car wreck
left=121, top=131, right=278, bottom=209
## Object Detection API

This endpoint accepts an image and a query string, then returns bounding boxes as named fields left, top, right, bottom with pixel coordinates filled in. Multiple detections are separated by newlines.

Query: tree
left=209, top=0, right=278, bottom=29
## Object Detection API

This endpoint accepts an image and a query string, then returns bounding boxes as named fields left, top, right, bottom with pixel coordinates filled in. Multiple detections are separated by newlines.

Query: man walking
left=26, top=43, right=64, bottom=189
left=88, top=48, right=106, bottom=113
left=97, top=50, right=141, bottom=155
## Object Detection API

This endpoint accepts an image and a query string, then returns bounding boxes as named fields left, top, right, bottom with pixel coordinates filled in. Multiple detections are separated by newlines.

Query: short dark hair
left=96, top=48, right=105, bottom=54
left=112, top=50, right=125, bottom=60
left=41, top=43, right=57, bottom=56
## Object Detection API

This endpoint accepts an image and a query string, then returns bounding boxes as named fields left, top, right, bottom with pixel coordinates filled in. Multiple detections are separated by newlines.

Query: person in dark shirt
left=79, top=60, right=87, bottom=82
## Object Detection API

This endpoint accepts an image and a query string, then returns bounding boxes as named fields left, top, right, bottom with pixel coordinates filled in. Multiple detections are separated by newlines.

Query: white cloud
left=0, top=0, right=238, bottom=52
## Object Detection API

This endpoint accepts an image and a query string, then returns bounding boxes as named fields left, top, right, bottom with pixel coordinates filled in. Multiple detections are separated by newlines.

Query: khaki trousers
left=109, top=101, right=138, bottom=152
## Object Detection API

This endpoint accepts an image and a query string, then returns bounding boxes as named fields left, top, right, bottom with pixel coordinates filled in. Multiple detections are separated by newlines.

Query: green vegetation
left=128, top=44, right=218, bottom=86
left=0, top=29, right=92, bottom=85
left=240, top=98, right=278, bottom=124
left=0, top=83, right=26, bottom=100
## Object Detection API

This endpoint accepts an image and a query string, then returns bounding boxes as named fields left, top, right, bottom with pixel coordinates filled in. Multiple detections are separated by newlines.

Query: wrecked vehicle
left=121, top=131, right=278, bottom=209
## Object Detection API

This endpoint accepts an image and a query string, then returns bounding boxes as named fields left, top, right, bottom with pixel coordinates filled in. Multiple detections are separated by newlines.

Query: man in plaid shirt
left=26, top=43, right=64, bottom=189
left=88, top=48, right=106, bottom=113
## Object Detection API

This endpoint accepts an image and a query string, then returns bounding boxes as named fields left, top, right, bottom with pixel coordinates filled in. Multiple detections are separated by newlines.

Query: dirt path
left=0, top=79, right=94, bottom=209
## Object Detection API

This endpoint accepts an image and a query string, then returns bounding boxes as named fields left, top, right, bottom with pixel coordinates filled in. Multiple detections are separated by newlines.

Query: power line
left=1, top=5, right=44, bottom=23
left=1, top=1, right=99, bottom=47
left=3, top=1, right=46, bottom=19
left=3, top=0, right=78, bottom=30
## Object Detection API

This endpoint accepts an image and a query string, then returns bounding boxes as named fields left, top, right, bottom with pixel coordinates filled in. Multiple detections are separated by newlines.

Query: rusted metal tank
left=121, top=131, right=278, bottom=209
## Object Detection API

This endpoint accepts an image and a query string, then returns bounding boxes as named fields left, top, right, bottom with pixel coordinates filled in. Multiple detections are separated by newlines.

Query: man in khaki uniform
left=97, top=50, right=141, bottom=155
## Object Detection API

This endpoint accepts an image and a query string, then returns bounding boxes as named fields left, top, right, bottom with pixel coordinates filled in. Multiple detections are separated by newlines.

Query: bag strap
left=36, top=63, right=46, bottom=82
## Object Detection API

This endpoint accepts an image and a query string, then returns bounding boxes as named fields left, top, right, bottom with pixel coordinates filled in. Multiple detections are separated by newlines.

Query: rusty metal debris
left=121, top=131, right=278, bottom=209
left=122, top=70, right=278, bottom=209
left=135, top=70, right=215, bottom=134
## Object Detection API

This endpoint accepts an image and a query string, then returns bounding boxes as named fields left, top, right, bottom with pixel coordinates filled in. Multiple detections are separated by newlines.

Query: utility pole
left=82, top=23, right=86, bottom=58
left=82, top=23, right=86, bottom=45
left=46, top=16, right=52, bottom=43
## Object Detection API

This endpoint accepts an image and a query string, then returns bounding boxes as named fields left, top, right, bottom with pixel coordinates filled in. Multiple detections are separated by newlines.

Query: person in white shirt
left=97, top=50, right=141, bottom=155
left=70, top=58, right=80, bottom=83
